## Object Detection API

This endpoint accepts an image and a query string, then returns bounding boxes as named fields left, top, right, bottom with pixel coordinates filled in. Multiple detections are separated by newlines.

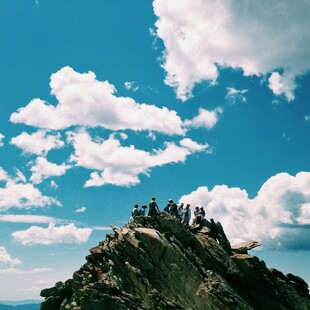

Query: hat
left=168, top=199, right=173, bottom=203
left=142, top=205, right=147, bottom=209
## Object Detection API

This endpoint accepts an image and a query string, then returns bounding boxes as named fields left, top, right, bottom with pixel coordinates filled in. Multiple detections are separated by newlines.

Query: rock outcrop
left=40, top=212, right=310, bottom=310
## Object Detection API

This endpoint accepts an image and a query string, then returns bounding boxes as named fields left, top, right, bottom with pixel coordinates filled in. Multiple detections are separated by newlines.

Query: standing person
left=168, top=199, right=178, bottom=217
left=198, top=206, right=205, bottom=221
left=182, top=204, right=191, bottom=227
left=148, top=197, right=159, bottom=216
left=130, top=204, right=139, bottom=221
left=192, top=206, right=200, bottom=225
left=177, top=203, right=184, bottom=219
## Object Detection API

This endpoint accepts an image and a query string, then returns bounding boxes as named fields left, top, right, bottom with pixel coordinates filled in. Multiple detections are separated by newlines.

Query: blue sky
left=0, top=0, right=309, bottom=301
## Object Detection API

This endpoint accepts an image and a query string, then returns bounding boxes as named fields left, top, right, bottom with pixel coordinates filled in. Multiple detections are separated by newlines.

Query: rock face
left=40, top=213, right=310, bottom=310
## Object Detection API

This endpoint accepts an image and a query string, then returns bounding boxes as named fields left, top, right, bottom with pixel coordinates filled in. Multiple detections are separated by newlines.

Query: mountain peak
left=40, top=213, right=310, bottom=309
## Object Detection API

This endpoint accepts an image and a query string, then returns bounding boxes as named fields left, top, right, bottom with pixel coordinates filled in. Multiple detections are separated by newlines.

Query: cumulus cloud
left=0, top=167, right=60, bottom=211
left=153, top=0, right=310, bottom=101
left=12, top=223, right=92, bottom=245
left=67, top=130, right=210, bottom=187
left=305, top=115, right=310, bottom=122
left=0, top=247, right=21, bottom=267
left=184, top=107, right=223, bottom=130
left=10, top=130, right=64, bottom=156
left=29, top=157, right=71, bottom=184
left=180, top=172, right=310, bottom=250
left=10, top=66, right=184, bottom=135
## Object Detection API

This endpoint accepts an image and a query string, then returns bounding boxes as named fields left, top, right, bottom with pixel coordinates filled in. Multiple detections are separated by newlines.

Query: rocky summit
left=40, top=213, right=310, bottom=310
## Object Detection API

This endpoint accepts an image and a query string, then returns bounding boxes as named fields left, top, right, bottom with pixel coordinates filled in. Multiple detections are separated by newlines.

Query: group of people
left=130, top=197, right=206, bottom=228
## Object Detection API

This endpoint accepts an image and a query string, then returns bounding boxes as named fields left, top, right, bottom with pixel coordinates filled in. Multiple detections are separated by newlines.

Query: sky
left=0, top=0, right=309, bottom=301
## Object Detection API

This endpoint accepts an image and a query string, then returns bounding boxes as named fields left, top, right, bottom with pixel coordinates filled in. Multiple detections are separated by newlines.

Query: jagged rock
left=40, top=212, right=310, bottom=310
left=231, top=241, right=261, bottom=254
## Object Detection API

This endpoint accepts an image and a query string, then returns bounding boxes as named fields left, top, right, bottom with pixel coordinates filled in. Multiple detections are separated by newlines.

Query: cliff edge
left=40, top=213, right=310, bottom=309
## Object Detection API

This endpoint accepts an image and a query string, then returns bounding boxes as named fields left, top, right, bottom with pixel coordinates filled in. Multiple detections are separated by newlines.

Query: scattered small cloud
left=75, top=206, right=86, bottom=213
left=268, top=72, right=296, bottom=101
left=50, top=180, right=58, bottom=189
left=226, top=87, right=248, bottom=105
left=304, top=115, right=310, bottom=122
left=184, top=107, right=223, bottom=130
left=124, top=81, right=139, bottom=92
left=12, top=223, right=92, bottom=245
left=0, top=133, right=4, bottom=147
left=282, top=132, right=290, bottom=141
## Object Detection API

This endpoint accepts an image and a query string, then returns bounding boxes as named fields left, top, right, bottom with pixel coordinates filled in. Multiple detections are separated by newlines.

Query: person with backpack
left=181, top=204, right=191, bottom=227
left=198, top=206, right=205, bottom=221
left=163, top=203, right=170, bottom=213
left=148, top=197, right=159, bottom=216
left=168, top=199, right=178, bottom=217
left=140, top=205, right=147, bottom=216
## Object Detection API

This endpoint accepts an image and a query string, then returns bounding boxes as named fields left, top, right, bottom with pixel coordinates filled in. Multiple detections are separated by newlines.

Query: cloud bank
left=12, top=223, right=92, bottom=245
left=153, top=0, right=310, bottom=101
left=180, top=172, right=310, bottom=250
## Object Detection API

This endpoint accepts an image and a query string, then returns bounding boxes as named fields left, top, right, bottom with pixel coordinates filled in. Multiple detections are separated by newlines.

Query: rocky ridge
left=40, top=212, right=310, bottom=309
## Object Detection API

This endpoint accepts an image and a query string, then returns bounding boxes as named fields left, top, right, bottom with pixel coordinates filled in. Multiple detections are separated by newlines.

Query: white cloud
left=67, top=130, right=210, bottom=187
left=50, top=180, right=58, bottom=189
left=0, top=133, right=4, bottom=147
left=153, top=0, right=310, bottom=101
left=29, top=157, right=71, bottom=184
left=268, top=72, right=296, bottom=101
left=226, top=87, right=248, bottom=104
left=124, top=81, right=139, bottom=92
left=75, top=206, right=86, bottom=213
left=12, top=223, right=92, bottom=245
left=10, top=130, right=64, bottom=156
left=0, top=167, right=60, bottom=211
left=0, top=215, right=56, bottom=224
left=304, top=115, right=310, bottom=122
left=10, top=66, right=185, bottom=135
left=0, top=247, right=21, bottom=267
left=0, top=267, right=51, bottom=275
left=180, top=172, right=310, bottom=250
left=184, top=107, right=223, bottom=130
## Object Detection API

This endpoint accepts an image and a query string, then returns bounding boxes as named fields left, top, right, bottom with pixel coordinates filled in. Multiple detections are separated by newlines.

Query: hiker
left=130, top=204, right=140, bottom=221
left=192, top=206, right=200, bottom=225
left=198, top=206, right=206, bottom=221
left=209, top=218, right=219, bottom=241
left=177, top=203, right=184, bottom=219
left=181, top=204, right=191, bottom=227
left=148, top=197, right=159, bottom=216
left=163, top=203, right=170, bottom=213
left=140, top=205, right=147, bottom=216
left=168, top=199, right=178, bottom=217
